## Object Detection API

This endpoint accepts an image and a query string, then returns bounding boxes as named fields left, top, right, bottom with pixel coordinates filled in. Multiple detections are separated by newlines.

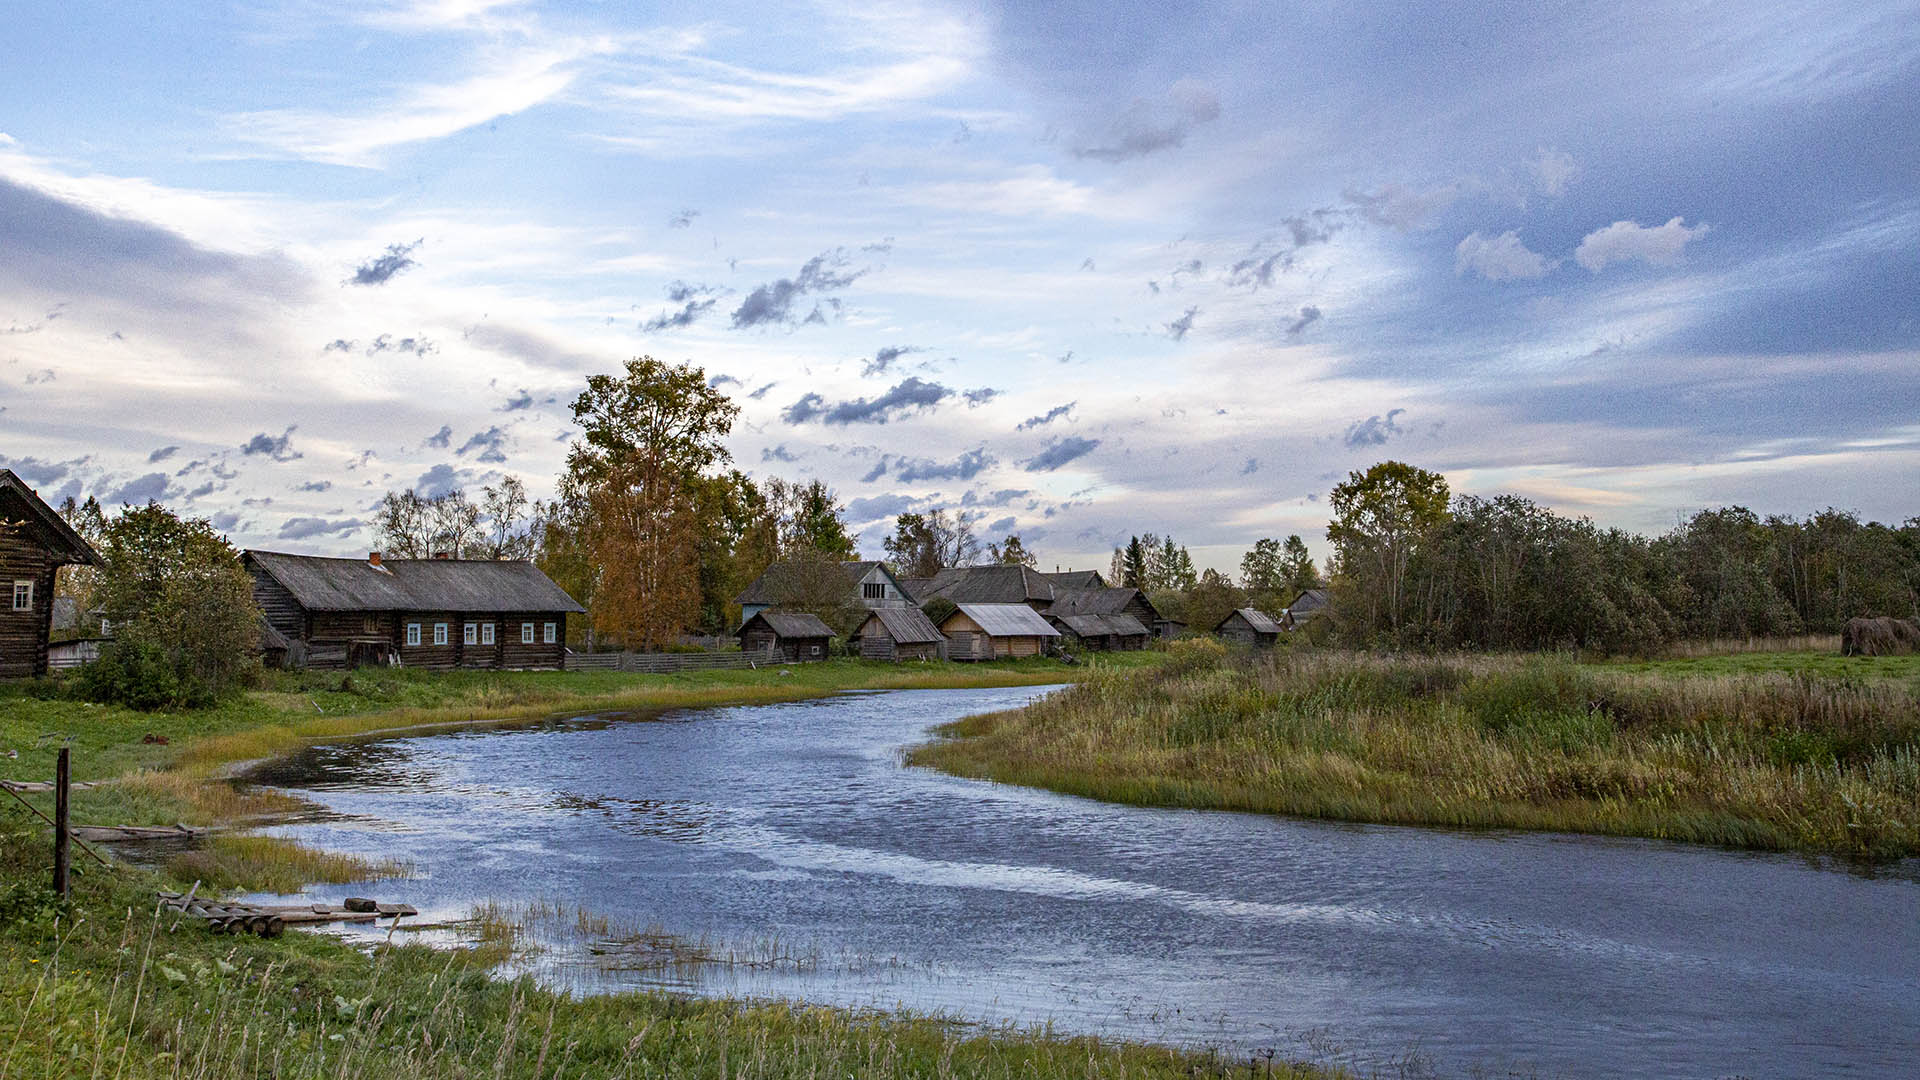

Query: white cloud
left=1574, top=217, right=1710, bottom=272
left=1529, top=148, right=1577, bottom=197
left=1456, top=230, right=1554, bottom=281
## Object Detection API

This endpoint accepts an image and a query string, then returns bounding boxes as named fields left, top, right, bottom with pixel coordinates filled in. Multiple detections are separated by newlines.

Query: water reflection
left=246, top=685, right=1920, bottom=1079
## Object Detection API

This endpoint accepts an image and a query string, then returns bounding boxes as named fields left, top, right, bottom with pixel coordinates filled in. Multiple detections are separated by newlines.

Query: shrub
left=69, top=639, right=214, bottom=711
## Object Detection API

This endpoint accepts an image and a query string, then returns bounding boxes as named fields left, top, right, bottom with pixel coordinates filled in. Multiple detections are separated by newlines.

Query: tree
left=1240, top=538, right=1282, bottom=593
left=480, top=476, right=538, bottom=560
left=427, top=489, right=481, bottom=557
left=83, top=502, right=260, bottom=707
left=373, top=490, right=431, bottom=558
left=990, top=534, right=1036, bottom=567
left=883, top=509, right=979, bottom=578
left=1326, top=461, right=1451, bottom=636
left=374, top=488, right=485, bottom=559
left=564, top=355, right=741, bottom=650
left=56, top=496, right=108, bottom=631
left=1122, top=536, right=1148, bottom=590
left=788, top=479, right=859, bottom=559
left=1278, top=535, right=1322, bottom=595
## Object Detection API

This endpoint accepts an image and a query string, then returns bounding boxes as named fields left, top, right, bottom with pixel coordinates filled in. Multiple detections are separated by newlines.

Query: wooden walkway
left=159, top=892, right=418, bottom=938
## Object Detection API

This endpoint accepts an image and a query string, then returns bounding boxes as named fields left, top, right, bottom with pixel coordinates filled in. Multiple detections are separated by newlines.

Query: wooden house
left=938, top=603, right=1060, bottom=661
left=1215, top=607, right=1283, bottom=647
left=910, top=564, right=1058, bottom=611
left=244, top=549, right=584, bottom=671
left=1049, top=612, right=1150, bottom=651
left=0, top=469, right=102, bottom=678
left=855, top=606, right=945, bottom=661
left=738, top=611, right=835, bottom=662
left=1286, top=588, right=1330, bottom=624
left=735, top=559, right=913, bottom=626
left=1048, top=585, right=1160, bottom=628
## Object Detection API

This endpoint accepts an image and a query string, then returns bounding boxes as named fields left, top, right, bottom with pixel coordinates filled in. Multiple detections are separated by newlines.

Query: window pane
left=482, top=623, right=494, bottom=645
left=544, top=622, right=556, bottom=643
left=464, top=624, right=477, bottom=645
left=407, top=623, right=420, bottom=646
left=522, top=623, right=534, bottom=643
left=434, top=623, right=448, bottom=645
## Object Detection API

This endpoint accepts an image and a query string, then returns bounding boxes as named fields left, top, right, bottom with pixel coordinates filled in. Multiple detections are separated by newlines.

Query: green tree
left=1240, top=538, right=1282, bottom=593
left=1326, top=461, right=1451, bottom=636
left=84, top=502, right=260, bottom=708
left=990, top=534, right=1036, bottom=567
left=883, top=509, right=978, bottom=578
left=1122, top=536, right=1148, bottom=590
left=788, top=479, right=858, bottom=559
left=1279, top=535, right=1322, bottom=594
left=564, top=355, right=740, bottom=650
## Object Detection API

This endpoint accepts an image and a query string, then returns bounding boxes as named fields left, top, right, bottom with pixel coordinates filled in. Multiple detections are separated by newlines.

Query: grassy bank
left=908, top=642, right=1920, bottom=860
left=0, top=834, right=1327, bottom=1080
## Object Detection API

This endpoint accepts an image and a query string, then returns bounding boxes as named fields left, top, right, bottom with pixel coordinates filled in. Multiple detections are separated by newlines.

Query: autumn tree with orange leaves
left=563, top=356, right=740, bottom=650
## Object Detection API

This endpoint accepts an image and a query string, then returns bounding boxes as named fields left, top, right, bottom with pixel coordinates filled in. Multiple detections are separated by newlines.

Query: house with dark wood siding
left=737, top=611, right=835, bottom=662
left=1215, top=607, right=1283, bottom=647
left=0, top=470, right=101, bottom=678
left=243, top=549, right=584, bottom=670
left=855, top=606, right=945, bottom=661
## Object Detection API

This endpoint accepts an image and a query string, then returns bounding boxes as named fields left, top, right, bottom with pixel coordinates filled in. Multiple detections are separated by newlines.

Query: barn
left=856, top=607, right=945, bottom=661
left=738, top=611, right=835, bottom=662
left=244, top=549, right=584, bottom=670
left=1215, top=607, right=1283, bottom=647
left=1049, top=613, right=1151, bottom=651
left=938, top=603, right=1060, bottom=661
left=0, top=469, right=102, bottom=678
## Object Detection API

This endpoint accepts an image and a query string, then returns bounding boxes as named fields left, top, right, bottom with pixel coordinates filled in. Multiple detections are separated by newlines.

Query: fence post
left=53, top=747, right=70, bottom=898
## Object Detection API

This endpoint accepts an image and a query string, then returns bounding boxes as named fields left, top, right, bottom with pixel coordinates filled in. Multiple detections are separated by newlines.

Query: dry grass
left=910, top=641, right=1920, bottom=859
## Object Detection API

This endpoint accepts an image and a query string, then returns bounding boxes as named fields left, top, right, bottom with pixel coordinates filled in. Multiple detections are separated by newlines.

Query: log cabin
left=737, top=611, right=835, bottom=662
left=1214, top=607, right=1283, bottom=647
left=937, top=603, right=1060, bottom=661
left=855, top=606, right=945, bottom=661
left=0, top=470, right=102, bottom=678
left=243, top=549, right=584, bottom=670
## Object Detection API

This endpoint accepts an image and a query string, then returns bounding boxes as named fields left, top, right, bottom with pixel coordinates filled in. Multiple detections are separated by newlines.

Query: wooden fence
left=564, top=647, right=783, bottom=674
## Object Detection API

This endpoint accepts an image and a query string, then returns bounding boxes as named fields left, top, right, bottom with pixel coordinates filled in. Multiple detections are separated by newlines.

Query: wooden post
left=53, top=747, right=70, bottom=898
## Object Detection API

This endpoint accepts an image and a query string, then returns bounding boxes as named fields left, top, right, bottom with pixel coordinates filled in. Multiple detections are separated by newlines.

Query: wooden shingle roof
left=860, top=606, right=944, bottom=644
left=918, top=564, right=1056, bottom=605
left=245, top=550, right=585, bottom=613
left=1218, top=607, right=1284, bottom=634
left=734, top=559, right=900, bottom=605
left=1053, top=613, right=1149, bottom=639
left=0, top=469, right=101, bottom=566
left=744, top=611, right=836, bottom=639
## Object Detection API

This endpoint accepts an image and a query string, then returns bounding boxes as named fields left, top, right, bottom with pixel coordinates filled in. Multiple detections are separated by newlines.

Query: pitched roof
left=859, top=606, right=944, bottom=644
left=734, top=559, right=901, bottom=605
left=1288, top=588, right=1331, bottom=615
left=245, top=550, right=585, bottom=613
left=918, top=564, right=1056, bottom=605
left=1052, top=613, right=1149, bottom=638
left=1041, top=570, right=1106, bottom=589
left=949, top=603, right=1061, bottom=637
left=1218, top=607, right=1283, bottom=634
left=0, top=470, right=101, bottom=566
left=1047, top=586, right=1140, bottom=616
left=743, top=611, right=835, bottom=639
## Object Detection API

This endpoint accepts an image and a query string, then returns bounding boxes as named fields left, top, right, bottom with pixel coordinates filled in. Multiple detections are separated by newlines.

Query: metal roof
left=245, top=550, right=585, bottom=613
left=743, top=611, right=836, bottom=639
left=859, top=606, right=945, bottom=644
left=1218, top=607, right=1284, bottom=634
left=1053, top=613, right=1149, bottom=638
left=0, top=469, right=101, bottom=566
left=949, top=603, right=1061, bottom=638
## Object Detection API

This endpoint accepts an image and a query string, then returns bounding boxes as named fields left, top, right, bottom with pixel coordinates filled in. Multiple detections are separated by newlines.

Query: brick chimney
left=368, top=551, right=382, bottom=567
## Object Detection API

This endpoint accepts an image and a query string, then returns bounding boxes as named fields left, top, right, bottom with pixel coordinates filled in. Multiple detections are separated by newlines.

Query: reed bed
left=910, top=641, right=1920, bottom=860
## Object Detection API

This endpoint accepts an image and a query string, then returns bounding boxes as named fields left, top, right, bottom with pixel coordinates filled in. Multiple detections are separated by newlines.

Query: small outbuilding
left=738, top=611, right=835, bottom=662
left=855, top=607, right=946, bottom=662
left=1049, top=612, right=1151, bottom=651
left=938, top=603, right=1060, bottom=661
left=1215, top=607, right=1284, bottom=647
left=1, top=468, right=103, bottom=678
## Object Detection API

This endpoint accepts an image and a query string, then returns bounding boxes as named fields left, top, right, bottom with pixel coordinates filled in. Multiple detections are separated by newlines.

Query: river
left=243, top=684, right=1920, bottom=1079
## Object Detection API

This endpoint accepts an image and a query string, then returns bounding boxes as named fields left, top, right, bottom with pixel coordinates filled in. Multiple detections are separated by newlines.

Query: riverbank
left=907, top=642, right=1920, bottom=860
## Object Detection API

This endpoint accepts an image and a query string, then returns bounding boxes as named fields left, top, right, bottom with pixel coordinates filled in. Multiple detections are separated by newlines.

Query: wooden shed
left=1, top=469, right=103, bottom=678
left=1049, top=612, right=1150, bottom=651
left=938, top=603, right=1060, bottom=661
left=1215, top=607, right=1283, bottom=647
left=244, top=549, right=584, bottom=671
left=856, top=607, right=945, bottom=661
left=738, top=611, right=835, bottom=662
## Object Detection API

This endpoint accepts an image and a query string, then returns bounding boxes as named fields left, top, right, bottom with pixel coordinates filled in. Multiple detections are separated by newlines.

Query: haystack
left=1840, top=616, right=1920, bottom=656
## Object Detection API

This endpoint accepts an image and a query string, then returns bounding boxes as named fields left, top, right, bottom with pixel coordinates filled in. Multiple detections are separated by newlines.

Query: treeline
left=1322, top=462, right=1920, bottom=653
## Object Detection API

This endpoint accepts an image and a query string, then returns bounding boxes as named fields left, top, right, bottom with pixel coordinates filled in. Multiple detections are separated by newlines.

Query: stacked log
left=158, top=892, right=417, bottom=938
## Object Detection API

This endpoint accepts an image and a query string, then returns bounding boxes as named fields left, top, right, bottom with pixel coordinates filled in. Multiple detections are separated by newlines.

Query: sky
left=2, top=0, right=1917, bottom=574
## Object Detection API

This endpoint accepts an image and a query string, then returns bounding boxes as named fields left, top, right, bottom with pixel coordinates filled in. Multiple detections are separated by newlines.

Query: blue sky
left=2, top=0, right=1916, bottom=571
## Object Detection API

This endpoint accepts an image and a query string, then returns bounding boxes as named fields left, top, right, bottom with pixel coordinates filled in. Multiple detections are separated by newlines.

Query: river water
left=245, top=685, right=1920, bottom=1079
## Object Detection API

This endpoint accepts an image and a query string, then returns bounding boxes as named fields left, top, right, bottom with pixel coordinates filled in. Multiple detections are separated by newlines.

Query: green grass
left=1591, top=649, right=1920, bottom=681
left=909, top=642, right=1920, bottom=860
left=0, top=833, right=1333, bottom=1080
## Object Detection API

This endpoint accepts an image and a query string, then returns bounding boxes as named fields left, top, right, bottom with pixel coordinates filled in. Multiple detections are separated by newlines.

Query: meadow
left=908, top=641, right=1920, bottom=860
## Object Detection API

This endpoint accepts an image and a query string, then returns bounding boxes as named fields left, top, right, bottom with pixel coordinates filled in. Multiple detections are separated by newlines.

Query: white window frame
left=406, top=623, right=421, bottom=647
left=521, top=622, right=534, bottom=644
left=543, top=622, right=556, bottom=644
left=463, top=622, right=478, bottom=645
left=10, top=580, right=31, bottom=612
left=433, top=623, right=448, bottom=646
left=481, top=622, right=495, bottom=645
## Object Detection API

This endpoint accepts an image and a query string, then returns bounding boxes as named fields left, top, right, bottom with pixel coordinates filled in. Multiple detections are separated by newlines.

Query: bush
left=69, top=639, right=214, bottom=711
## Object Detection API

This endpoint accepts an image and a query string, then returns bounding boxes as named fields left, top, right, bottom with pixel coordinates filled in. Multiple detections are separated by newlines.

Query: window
left=406, top=623, right=421, bottom=647
left=863, top=582, right=884, bottom=600
left=521, top=622, right=534, bottom=644
left=543, top=622, right=556, bottom=644
left=464, top=623, right=478, bottom=645
left=433, top=623, right=448, bottom=646
left=481, top=623, right=495, bottom=645
left=11, top=581, right=31, bottom=612
left=363, top=617, right=378, bottom=635
left=810, top=644, right=821, bottom=655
